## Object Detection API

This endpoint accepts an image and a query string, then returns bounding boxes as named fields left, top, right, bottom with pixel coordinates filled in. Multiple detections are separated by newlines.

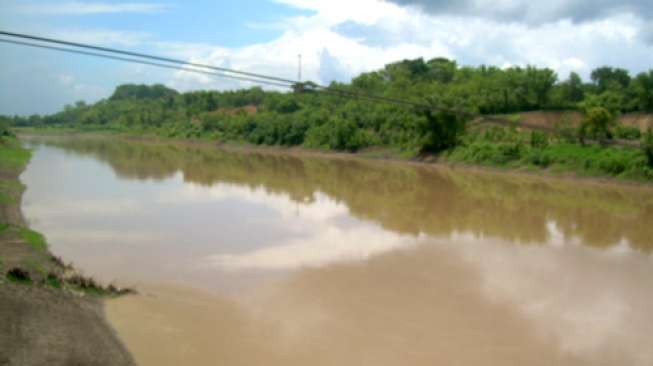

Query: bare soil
left=0, top=284, right=135, bottom=366
left=505, top=110, right=653, bottom=130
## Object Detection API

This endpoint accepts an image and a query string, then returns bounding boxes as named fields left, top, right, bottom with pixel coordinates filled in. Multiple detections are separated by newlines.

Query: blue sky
left=1, top=0, right=311, bottom=46
left=1, top=0, right=653, bottom=115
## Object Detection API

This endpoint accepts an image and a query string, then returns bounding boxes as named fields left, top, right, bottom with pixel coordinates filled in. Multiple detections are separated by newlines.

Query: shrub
left=615, top=125, right=642, bottom=140
left=46, top=273, right=62, bottom=288
left=643, top=130, right=653, bottom=168
left=528, top=150, right=551, bottom=167
left=530, top=131, right=549, bottom=148
left=7, top=267, right=31, bottom=283
left=581, top=107, right=616, bottom=142
left=498, top=142, right=523, bottom=163
left=417, top=110, right=466, bottom=153
left=304, top=117, right=373, bottom=151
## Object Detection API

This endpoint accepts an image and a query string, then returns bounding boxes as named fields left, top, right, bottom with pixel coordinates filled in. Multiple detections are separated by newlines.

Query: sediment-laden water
left=21, top=136, right=653, bottom=366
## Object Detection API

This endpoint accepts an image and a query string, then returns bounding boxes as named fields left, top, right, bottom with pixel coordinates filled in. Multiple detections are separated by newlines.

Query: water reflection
left=24, top=136, right=653, bottom=252
left=20, top=135, right=653, bottom=366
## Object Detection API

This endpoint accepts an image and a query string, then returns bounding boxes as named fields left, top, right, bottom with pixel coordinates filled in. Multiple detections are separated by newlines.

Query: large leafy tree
left=590, top=66, right=631, bottom=92
left=629, top=71, right=653, bottom=112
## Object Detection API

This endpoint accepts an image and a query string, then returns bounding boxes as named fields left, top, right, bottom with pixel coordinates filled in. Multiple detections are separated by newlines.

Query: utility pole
left=298, top=54, right=302, bottom=82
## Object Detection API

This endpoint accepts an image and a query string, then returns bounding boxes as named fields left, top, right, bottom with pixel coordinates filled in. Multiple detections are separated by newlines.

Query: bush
left=615, top=125, right=642, bottom=140
left=7, top=268, right=31, bottom=283
left=581, top=107, right=616, bottom=142
left=530, top=131, right=549, bottom=148
left=0, top=119, right=13, bottom=137
left=644, top=130, right=653, bottom=168
left=498, top=142, right=523, bottom=163
left=304, top=117, right=375, bottom=151
left=417, top=110, right=466, bottom=153
left=527, top=150, right=551, bottom=167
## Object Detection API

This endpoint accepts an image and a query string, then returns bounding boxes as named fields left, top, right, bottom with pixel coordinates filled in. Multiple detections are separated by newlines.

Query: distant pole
left=298, top=54, right=302, bottom=82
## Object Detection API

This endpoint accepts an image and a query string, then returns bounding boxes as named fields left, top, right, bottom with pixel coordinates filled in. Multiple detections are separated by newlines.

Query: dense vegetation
left=5, top=58, right=653, bottom=180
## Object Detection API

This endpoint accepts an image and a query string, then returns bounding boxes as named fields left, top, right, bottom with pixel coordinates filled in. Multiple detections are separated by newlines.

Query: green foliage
left=615, top=125, right=642, bottom=140
left=110, top=84, right=178, bottom=101
left=7, top=267, right=32, bottom=284
left=0, top=138, right=32, bottom=172
left=450, top=126, right=652, bottom=180
left=19, top=227, right=47, bottom=252
left=46, top=273, right=62, bottom=289
left=580, top=91, right=624, bottom=115
left=629, top=71, right=653, bottom=112
left=304, top=116, right=374, bottom=151
left=553, top=117, right=578, bottom=143
left=644, top=130, right=653, bottom=168
left=4, top=58, right=653, bottom=181
left=591, top=66, right=631, bottom=92
left=580, top=107, right=616, bottom=142
left=549, top=72, right=584, bottom=108
left=0, top=117, right=14, bottom=137
left=426, top=58, right=457, bottom=83
left=417, top=109, right=466, bottom=153
left=530, top=131, right=549, bottom=148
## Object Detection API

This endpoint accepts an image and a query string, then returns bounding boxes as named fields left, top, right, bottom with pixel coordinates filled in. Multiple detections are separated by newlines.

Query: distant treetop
left=109, top=84, right=179, bottom=101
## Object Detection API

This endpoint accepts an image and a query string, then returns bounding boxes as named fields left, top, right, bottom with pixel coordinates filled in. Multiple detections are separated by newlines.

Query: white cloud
left=161, top=0, right=653, bottom=93
left=4, top=0, right=653, bottom=114
left=382, top=0, right=653, bottom=24
left=210, top=225, right=420, bottom=271
left=173, top=182, right=423, bottom=271
left=443, top=226, right=653, bottom=366
left=16, top=2, right=170, bottom=16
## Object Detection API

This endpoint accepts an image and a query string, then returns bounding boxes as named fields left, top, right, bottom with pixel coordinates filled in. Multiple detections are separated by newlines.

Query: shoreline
left=0, top=137, right=135, bottom=366
left=19, top=128, right=653, bottom=192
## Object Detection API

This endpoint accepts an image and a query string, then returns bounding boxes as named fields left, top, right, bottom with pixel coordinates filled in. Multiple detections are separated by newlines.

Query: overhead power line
left=1, top=29, right=595, bottom=135
left=0, top=30, right=298, bottom=86
left=1, top=30, right=641, bottom=148
left=0, top=38, right=294, bottom=89
left=0, top=30, right=445, bottom=112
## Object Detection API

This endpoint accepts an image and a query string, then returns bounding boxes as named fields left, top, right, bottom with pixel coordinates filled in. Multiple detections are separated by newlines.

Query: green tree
left=590, top=66, right=631, bottom=92
left=426, top=58, right=457, bottom=83
left=629, top=71, right=653, bottom=112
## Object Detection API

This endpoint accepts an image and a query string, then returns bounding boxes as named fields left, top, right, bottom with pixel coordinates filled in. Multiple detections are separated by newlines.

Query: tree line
left=4, top=58, right=653, bottom=157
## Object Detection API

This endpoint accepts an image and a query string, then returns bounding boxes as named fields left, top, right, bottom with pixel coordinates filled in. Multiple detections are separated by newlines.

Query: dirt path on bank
left=0, top=138, right=135, bottom=366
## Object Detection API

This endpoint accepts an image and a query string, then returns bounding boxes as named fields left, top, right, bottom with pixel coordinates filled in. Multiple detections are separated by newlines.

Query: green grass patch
left=0, top=179, right=24, bottom=204
left=0, top=137, right=31, bottom=172
left=19, top=227, right=47, bottom=252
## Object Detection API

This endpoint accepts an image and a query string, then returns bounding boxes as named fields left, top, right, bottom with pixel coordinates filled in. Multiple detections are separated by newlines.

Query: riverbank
left=0, top=137, right=135, bottom=366
left=17, top=127, right=653, bottom=189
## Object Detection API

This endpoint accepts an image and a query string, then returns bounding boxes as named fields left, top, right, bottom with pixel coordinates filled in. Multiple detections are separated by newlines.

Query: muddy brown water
left=20, top=136, right=653, bottom=366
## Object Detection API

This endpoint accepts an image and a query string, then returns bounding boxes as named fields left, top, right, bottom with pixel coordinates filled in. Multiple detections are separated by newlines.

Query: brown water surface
left=21, top=136, right=653, bottom=365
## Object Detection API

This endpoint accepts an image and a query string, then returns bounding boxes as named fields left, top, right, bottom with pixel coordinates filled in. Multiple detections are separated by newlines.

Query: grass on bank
left=19, top=227, right=48, bottom=252
left=17, top=120, right=653, bottom=183
left=0, top=135, right=134, bottom=297
left=447, top=127, right=653, bottom=181
left=0, top=137, right=32, bottom=172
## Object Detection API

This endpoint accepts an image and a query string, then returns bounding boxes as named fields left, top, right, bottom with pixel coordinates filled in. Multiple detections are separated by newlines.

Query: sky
left=1, top=0, right=652, bottom=115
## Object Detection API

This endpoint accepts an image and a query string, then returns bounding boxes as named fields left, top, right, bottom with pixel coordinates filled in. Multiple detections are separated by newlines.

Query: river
left=20, top=136, right=653, bottom=366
